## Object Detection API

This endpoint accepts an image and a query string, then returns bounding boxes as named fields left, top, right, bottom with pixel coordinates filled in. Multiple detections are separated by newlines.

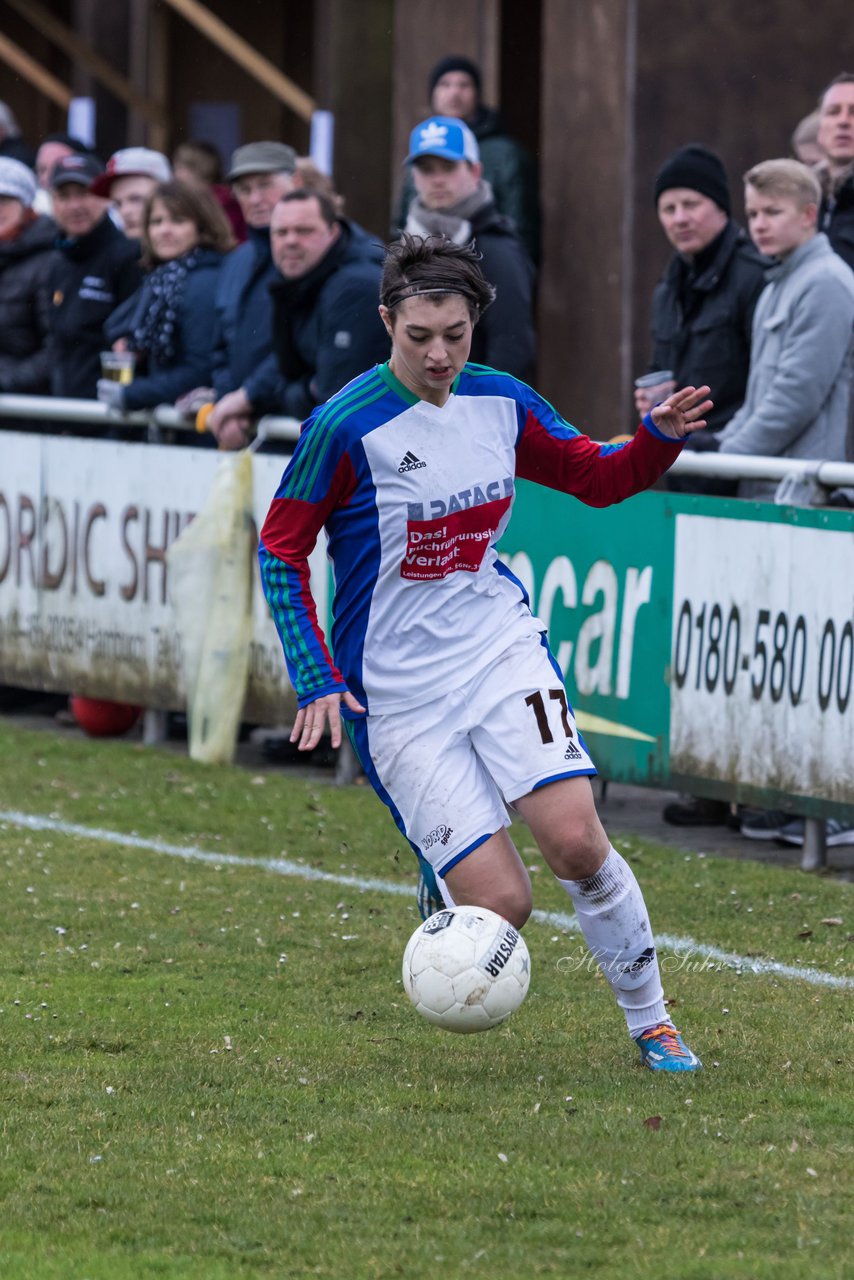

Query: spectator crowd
left=1, top=61, right=854, bottom=845
left=2, top=62, right=850, bottom=465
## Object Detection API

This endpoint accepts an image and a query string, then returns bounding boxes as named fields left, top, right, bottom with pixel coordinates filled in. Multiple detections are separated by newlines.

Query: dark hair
left=173, top=140, right=223, bottom=185
left=278, top=187, right=338, bottom=228
left=141, top=179, right=235, bottom=266
left=380, top=233, right=495, bottom=322
left=819, top=71, right=854, bottom=105
left=39, top=132, right=93, bottom=156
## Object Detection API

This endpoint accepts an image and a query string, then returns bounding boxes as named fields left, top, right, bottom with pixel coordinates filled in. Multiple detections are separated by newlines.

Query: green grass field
left=0, top=720, right=851, bottom=1279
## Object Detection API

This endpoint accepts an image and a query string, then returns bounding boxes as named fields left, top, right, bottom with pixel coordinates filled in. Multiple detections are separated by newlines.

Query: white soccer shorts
left=350, top=631, right=596, bottom=878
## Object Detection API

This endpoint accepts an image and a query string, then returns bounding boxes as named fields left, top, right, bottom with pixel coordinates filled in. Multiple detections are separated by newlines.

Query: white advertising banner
left=0, top=433, right=326, bottom=721
left=670, top=514, right=854, bottom=803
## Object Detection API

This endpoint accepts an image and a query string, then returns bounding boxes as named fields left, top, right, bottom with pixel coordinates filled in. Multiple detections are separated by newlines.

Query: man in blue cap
left=402, top=115, right=536, bottom=382
left=394, top=55, right=540, bottom=264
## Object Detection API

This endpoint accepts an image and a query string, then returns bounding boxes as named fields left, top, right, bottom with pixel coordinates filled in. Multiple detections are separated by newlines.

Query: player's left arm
left=515, top=384, right=712, bottom=507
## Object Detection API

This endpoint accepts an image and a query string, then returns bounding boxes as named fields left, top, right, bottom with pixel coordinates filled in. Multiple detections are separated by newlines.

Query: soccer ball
left=402, top=906, right=531, bottom=1033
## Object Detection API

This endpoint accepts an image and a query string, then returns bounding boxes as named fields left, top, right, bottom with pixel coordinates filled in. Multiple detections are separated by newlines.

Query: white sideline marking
left=2, top=808, right=853, bottom=992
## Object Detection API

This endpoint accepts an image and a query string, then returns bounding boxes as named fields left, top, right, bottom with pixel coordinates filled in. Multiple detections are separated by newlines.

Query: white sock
left=558, top=846, right=669, bottom=1038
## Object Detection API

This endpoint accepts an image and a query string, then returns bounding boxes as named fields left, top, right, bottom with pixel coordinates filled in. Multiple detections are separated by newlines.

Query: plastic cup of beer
left=100, top=351, right=136, bottom=385
left=634, top=369, right=674, bottom=402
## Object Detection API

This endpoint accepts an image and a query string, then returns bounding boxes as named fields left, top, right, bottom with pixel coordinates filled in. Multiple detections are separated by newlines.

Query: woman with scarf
left=98, top=179, right=234, bottom=415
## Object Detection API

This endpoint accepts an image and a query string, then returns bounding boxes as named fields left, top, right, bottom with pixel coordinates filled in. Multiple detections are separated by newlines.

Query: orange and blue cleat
left=635, top=1023, right=702, bottom=1073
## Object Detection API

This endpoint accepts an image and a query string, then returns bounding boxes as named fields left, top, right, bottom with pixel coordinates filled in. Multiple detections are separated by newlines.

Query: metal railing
left=0, top=394, right=301, bottom=446
left=668, top=449, right=854, bottom=493
left=4, top=396, right=853, bottom=496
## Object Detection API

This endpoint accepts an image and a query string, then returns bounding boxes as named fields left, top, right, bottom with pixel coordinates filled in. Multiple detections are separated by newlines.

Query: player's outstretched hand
left=649, top=385, right=713, bottom=440
left=290, top=690, right=366, bottom=752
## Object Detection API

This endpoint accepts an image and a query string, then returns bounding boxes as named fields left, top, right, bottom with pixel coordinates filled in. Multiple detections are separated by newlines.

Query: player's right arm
left=258, top=414, right=363, bottom=743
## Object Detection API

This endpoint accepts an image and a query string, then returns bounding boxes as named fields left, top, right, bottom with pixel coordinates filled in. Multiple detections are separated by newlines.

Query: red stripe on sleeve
left=516, top=411, right=683, bottom=507
left=260, top=451, right=356, bottom=563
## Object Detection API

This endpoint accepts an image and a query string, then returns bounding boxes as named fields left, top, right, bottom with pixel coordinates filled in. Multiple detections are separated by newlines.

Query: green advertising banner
left=501, top=484, right=854, bottom=823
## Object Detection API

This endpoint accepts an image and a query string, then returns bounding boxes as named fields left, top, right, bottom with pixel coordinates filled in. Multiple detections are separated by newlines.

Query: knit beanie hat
left=428, top=55, right=482, bottom=99
left=0, top=156, right=37, bottom=207
left=653, top=144, right=731, bottom=215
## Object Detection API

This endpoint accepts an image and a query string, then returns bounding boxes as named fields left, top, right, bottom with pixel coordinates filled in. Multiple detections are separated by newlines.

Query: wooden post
left=312, top=0, right=394, bottom=237
left=538, top=0, right=636, bottom=434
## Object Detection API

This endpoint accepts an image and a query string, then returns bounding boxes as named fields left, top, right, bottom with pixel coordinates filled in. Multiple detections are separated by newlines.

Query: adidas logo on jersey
left=398, top=451, right=427, bottom=473
left=564, top=740, right=583, bottom=761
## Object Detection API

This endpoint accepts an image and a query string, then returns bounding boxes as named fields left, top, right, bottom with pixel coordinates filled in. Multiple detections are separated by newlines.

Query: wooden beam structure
left=0, top=30, right=72, bottom=110
left=159, top=0, right=316, bottom=121
left=5, top=0, right=167, bottom=129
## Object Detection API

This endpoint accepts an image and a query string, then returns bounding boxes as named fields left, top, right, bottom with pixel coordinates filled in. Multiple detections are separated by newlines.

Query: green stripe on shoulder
left=287, top=371, right=385, bottom=501
left=461, top=362, right=508, bottom=377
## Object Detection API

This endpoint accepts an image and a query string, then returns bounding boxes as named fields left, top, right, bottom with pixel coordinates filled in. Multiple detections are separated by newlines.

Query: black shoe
left=261, top=733, right=304, bottom=765
left=739, top=809, right=790, bottom=841
left=662, top=796, right=731, bottom=827
left=260, top=733, right=337, bottom=768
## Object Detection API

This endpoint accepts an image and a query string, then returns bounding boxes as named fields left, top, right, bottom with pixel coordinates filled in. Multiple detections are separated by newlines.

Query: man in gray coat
left=717, top=158, right=854, bottom=499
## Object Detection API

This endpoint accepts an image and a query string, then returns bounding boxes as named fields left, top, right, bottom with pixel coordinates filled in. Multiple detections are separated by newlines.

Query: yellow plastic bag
left=167, top=450, right=254, bottom=764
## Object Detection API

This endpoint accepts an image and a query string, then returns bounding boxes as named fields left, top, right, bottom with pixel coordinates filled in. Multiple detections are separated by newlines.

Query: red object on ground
left=69, top=696, right=142, bottom=737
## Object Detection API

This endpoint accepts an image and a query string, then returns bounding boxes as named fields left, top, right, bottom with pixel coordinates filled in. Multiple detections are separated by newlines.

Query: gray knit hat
left=0, top=156, right=37, bottom=207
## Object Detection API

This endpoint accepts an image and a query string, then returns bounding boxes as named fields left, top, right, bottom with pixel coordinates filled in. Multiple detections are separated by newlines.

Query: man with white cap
left=91, top=147, right=172, bottom=239
left=402, top=115, right=536, bottom=382
left=0, top=157, right=55, bottom=397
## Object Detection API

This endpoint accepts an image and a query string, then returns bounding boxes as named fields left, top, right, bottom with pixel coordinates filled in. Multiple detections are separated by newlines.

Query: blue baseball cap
left=405, top=116, right=480, bottom=166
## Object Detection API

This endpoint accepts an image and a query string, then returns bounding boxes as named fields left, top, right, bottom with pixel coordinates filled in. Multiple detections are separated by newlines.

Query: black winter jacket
left=48, top=215, right=142, bottom=398
left=210, top=226, right=280, bottom=408
left=270, top=220, right=388, bottom=419
left=0, top=213, right=55, bottom=393
left=820, top=171, right=854, bottom=273
left=647, top=221, right=767, bottom=440
left=468, top=202, right=537, bottom=382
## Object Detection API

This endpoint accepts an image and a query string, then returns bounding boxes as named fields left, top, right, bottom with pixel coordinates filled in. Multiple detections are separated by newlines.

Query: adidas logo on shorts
left=564, top=740, right=583, bottom=761
left=398, top=450, right=426, bottom=472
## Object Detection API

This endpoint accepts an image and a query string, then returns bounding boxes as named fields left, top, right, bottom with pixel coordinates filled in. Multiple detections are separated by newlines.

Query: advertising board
left=0, top=433, right=323, bottom=722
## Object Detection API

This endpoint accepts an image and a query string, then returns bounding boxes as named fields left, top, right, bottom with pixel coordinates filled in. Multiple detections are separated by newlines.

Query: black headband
left=384, top=281, right=475, bottom=311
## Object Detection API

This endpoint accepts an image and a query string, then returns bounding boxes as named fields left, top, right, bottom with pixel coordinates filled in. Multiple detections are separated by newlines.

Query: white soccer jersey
left=259, top=361, right=682, bottom=714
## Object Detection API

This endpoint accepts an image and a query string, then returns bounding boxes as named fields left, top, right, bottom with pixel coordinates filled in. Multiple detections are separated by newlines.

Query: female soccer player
left=259, top=235, right=710, bottom=1072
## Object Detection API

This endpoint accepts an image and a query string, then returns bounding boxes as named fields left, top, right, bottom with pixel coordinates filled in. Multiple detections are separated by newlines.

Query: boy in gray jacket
left=717, top=158, right=854, bottom=499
